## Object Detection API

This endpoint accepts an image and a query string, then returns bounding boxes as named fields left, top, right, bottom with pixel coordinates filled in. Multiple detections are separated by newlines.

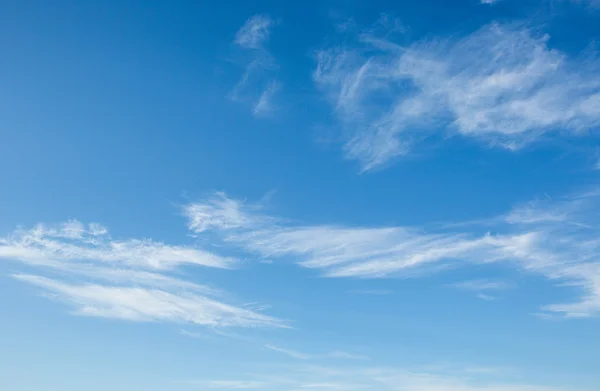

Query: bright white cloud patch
left=184, top=190, right=600, bottom=318
left=0, top=220, right=283, bottom=329
left=313, top=23, right=600, bottom=171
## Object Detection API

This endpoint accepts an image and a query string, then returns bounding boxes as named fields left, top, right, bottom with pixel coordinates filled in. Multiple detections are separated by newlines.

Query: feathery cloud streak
left=0, top=220, right=234, bottom=270
left=13, top=274, right=281, bottom=327
left=0, top=220, right=284, bottom=328
left=184, top=190, right=600, bottom=318
left=313, top=22, right=600, bottom=171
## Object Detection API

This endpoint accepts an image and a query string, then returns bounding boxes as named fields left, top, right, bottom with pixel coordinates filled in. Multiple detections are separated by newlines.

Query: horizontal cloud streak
left=0, top=220, right=235, bottom=270
left=184, top=190, right=600, bottom=318
left=0, top=220, right=283, bottom=329
left=14, top=274, right=283, bottom=328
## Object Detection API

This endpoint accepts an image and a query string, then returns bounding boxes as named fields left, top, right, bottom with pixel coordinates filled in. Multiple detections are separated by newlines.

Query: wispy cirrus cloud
left=230, top=15, right=281, bottom=117
left=184, top=191, right=274, bottom=234
left=183, top=189, right=600, bottom=318
left=0, top=220, right=235, bottom=270
left=0, top=220, right=284, bottom=329
left=235, top=15, right=273, bottom=50
left=253, top=80, right=281, bottom=117
left=186, top=195, right=524, bottom=279
left=313, top=22, right=600, bottom=171
left=14, top=274, right=281, bottom=327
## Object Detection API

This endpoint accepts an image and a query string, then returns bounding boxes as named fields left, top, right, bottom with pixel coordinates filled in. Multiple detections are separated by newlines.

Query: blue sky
left=1, top=0, right=600, bottom=390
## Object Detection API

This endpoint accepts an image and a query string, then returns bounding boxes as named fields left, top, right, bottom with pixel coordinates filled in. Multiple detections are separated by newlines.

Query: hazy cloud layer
left=193, top=363, right=575, bottom=391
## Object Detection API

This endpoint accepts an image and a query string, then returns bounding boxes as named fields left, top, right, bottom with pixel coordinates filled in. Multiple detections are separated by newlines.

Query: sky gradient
left=1, top=1, right=600, bottom=390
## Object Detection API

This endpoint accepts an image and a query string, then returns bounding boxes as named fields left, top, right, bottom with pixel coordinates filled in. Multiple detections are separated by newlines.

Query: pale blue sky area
left=1, top=1, right=600, bottom=390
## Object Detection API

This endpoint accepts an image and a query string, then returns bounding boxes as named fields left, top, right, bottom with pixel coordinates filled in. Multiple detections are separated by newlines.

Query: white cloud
left=184, top=190, right=600, bottom=318
left=58, top=264, right=220, bottom=294
left=539, top=263, right=600, bottom=317
left=0, top=220, right=283, bottom=329
left=186, top=198, right=528, bottom=278
left=0, top=221, right=235, bottom=270
left=314, top=22, right=600, bottom=171
left=184, top=192, right=265, bottom=233
left=481, top=0, right=500, bottom=4
left=14, top=274, right=284, bottom=328
left=235, top=15, right=273, bottom=50
left=231, top=15, right=281, bottom=117
left=503, top=198, right=579, bottom=225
